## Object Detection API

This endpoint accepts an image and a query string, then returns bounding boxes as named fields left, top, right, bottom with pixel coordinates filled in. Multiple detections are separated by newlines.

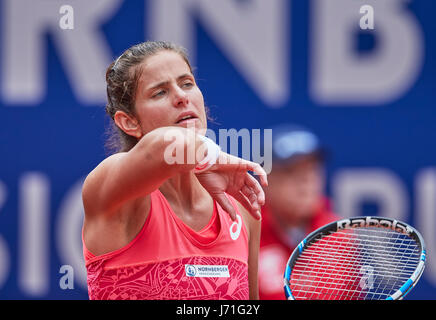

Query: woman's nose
left=173, top=87, right=189, bottom=107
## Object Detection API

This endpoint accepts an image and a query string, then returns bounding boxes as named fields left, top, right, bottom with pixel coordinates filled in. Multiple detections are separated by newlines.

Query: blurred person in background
left=258, top=124, right=339, bottom=300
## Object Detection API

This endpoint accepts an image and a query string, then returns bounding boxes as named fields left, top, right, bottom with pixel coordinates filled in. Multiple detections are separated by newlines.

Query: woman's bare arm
left=82, top=126, right=202, bottom=218
left=236, top=202, right=261, bottom=300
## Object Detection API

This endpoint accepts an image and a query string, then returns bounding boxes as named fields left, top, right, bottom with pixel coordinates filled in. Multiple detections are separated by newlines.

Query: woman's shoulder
left=82, top=152, right=131, bottom=215
left=89, top=152, right=127, bottom=175
left=83, top=152, right=126, bottom=190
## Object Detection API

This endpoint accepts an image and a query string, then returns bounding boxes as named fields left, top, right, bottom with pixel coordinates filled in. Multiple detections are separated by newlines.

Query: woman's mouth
left=175, top=114, right=198, bottom=124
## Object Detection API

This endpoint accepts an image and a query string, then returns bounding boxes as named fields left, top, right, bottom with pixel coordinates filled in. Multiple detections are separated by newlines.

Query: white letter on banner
left=147, top=0, right=289, bottom=108
left=56, top=178, right=88, bottom=290
left=415, top=168, right=436, bottom=286
left=2, top=0, right=123, bottom=105
left=332, top=169, right=408, bottom=222
left=19, top=173, right=50, bottom=296
left=0, top=181, right=10, bottom=290
left=311, top=0, right=424, bottom=105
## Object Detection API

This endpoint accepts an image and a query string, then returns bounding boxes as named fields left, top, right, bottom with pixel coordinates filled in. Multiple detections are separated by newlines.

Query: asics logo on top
left=229, top=215, right=242, bottom=241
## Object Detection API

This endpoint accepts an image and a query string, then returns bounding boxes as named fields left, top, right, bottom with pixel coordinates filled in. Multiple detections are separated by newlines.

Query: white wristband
left=194, top=135, right=221, bottom=173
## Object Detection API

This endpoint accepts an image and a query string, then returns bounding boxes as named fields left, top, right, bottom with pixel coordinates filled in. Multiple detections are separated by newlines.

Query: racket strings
left=294, top=231, right=417, bottom=300
left=296, top=239, right=419, bottom=276
left=289, top=227, right=421, bottom=300
left=301, top=231, right=414, bottom=300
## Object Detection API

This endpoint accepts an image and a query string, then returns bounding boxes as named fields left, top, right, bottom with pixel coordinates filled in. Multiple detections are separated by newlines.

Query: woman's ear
left=113, top=110, right=142, bottom=139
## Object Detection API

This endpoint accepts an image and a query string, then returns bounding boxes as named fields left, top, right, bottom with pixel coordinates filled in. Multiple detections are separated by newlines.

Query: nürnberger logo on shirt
left=185, top=265, right=230, bottom=278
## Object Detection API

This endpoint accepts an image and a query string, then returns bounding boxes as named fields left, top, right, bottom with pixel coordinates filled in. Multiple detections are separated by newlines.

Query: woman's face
left=133, top=50, right=207, bottom=135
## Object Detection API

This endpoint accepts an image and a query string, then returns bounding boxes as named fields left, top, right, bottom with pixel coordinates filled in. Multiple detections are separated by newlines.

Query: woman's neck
left=159, top=171, right=208, bottom=211
left=159, top=171, right=214, bottom=230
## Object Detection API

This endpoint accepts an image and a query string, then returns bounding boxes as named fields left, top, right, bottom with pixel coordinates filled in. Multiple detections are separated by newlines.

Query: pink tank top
left=82, top=189, right=249, bottom=300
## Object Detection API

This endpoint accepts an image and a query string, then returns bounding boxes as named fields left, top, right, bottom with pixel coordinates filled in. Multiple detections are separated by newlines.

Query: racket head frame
left=283, top=216, right=426, bottom=300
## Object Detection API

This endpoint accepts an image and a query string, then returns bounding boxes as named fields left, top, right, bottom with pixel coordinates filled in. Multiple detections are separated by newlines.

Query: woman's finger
left=241, top=160, right=268, bottom=188
left=212, top=192, right=237, bottom=221
left=233, top=191, right=261, bottom=220
left=241, top=185, right=259, bottom=210
left=214, top=153, right=268, bottom=187
left=245, top=173, right=265, bottom=206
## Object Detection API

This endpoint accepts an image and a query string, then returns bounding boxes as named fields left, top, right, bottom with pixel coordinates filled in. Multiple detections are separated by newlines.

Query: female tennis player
left=81, top=41, right=268, bottom=300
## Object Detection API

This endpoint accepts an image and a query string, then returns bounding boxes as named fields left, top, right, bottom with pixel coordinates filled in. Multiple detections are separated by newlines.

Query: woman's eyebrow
left=177, top=73, right=193, bottom=81
left=147, top=74, right=194, bottom=91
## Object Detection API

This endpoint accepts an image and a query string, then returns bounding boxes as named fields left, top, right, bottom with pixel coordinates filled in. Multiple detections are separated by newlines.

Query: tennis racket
left=284, top=216, right=426, bottom=300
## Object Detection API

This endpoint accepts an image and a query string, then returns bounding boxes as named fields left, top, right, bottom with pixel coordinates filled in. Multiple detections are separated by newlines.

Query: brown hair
left=104, top=41, right=194, bottom=154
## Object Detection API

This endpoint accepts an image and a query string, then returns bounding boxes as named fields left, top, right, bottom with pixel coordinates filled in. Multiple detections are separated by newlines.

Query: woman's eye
left=152, top=90, right=166, bottom=98
left=181, top=82, right=193, bottom=89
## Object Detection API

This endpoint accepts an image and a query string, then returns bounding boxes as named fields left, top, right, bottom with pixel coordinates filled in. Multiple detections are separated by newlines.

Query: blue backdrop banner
left=0, top=0, right=435, bottom=299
